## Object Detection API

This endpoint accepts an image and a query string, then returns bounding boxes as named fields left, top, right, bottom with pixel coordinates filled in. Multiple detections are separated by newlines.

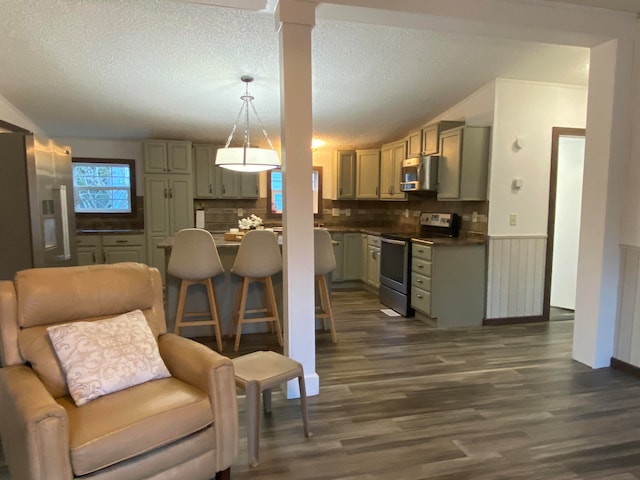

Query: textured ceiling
left=0, top=0, right=604, bottom=150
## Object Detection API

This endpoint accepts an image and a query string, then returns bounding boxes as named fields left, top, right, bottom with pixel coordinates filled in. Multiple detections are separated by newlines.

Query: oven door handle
left=381, top=238, right=408, bottom=246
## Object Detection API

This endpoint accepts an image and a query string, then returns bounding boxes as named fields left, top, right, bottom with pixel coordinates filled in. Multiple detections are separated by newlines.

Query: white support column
left=275, top=0, right=319, bottom=397
left=573, top=38, right=633, bottom=368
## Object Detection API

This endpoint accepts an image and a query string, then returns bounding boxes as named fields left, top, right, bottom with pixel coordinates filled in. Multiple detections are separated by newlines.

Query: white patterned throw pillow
left=47, top=310, right=171, bottom=406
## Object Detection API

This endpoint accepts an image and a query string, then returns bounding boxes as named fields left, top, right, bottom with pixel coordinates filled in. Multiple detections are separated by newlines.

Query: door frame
left=542, top=126, right=586, bottom=321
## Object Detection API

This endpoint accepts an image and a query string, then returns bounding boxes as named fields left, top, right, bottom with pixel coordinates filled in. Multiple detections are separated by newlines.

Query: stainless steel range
left=379, top=212, right=460, bottom=317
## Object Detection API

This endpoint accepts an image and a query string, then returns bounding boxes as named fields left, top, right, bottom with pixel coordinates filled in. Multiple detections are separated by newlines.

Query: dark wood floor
left=2, top=290, right=640, bottom=479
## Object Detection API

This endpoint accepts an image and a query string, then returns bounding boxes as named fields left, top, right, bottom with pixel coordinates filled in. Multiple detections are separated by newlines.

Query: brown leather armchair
left=0, top=262, right=238, bottom=480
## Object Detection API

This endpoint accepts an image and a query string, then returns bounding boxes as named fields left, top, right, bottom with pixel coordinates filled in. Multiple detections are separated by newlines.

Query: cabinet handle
left=339, top=187, right=343, bottom=196
left=256, top=186, right=259, bottom=194
left=102, top=253, right=106, bottom=263
left=418, top=248, right=424, bottom=253
left=92, top=253, right=96, bottom=263
left=209, top=184, right=212, bottom=194
left=417, top=265, right=424, bottom=269
left=116, top=240, right=128, bottom=244
left=222, top=185, right=226, bottom=194
left=164, top=188, right=168, bottom=199
left=376, top=186, right=379, bottom=196
left=417, top=279, right=423, bottom=283
left=169, top=188, right=173, bottom=199
left=417, top=294, right=423, bottom=299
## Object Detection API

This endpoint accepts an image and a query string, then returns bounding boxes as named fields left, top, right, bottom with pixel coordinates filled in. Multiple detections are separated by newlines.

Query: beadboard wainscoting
left=486, top=235, right=547, bottom=322
left=615, top=245, right=640, bottom=367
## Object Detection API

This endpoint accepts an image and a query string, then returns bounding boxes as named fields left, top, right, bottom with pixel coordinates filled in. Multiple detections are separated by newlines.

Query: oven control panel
left=420, top=212, right=455, bottom=227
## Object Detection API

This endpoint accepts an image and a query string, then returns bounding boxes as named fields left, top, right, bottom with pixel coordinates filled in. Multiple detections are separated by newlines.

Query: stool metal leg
left=245, top=380, right=261, bottom=468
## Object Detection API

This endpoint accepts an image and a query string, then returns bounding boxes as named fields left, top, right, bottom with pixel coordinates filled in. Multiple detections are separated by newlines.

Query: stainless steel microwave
left=400, top=155, right=439, bottom=192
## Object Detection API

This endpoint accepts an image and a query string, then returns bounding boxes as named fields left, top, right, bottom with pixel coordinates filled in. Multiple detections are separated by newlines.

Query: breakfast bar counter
left=158, top=233, right=283, bottom=339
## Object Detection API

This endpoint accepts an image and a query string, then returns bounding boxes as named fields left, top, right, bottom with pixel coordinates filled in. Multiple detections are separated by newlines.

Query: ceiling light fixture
left=215, top=75, right=280, bottom=172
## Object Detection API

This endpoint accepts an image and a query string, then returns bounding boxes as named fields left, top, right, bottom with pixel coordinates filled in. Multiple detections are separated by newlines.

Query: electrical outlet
left=472, top=211, right=478, bottom=222
left=237, top=208, right=243, bottom=217
left=404, top=208, right=409, bottom=218
left=331, top=208, right=340, bottom=217
left=345, top=208, right=351, bottom=217
left=509, top=213, right=518, bottom=226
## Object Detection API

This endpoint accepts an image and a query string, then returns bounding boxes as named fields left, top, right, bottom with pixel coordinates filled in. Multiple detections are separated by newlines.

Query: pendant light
left=215, top=76, right=280, bottom=172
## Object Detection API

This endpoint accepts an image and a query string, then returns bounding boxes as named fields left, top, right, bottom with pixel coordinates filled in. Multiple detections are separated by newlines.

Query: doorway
left=543, top=127, right=586, bottom=321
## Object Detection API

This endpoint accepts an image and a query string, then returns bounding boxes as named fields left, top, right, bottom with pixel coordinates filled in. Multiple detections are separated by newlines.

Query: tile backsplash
left=195, top=194, right=488, bottom=237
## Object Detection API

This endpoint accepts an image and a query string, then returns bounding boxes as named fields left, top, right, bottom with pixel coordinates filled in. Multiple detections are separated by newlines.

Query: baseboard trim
left=610, top=357, right=640, bottom=378
left=483, top=315, right=545, bottom=326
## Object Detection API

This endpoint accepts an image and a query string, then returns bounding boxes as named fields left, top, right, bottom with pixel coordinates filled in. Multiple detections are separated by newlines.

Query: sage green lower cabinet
left=76, top=234, right=146, bottom=265
left=411, top=242, right=486, bottom=327
left=331, top=232, right=362, bottom=283
left=359, top=233, right=368, bottom=283
left=76, top=235, right=102, bottom=265
left=366, top=235, right=380, bottom=288
left=102, top=235, right=146, bottom=264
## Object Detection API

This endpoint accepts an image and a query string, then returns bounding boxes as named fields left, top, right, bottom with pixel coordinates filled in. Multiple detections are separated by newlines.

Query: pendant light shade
left=215, top=76, right=280, bottom=172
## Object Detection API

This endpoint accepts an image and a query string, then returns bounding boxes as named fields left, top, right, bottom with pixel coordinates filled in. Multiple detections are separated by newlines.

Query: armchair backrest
left=0, top=262, right=166, bottom=398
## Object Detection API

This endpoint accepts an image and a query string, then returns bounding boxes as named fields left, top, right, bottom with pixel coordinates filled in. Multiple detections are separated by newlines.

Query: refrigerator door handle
left=56, top=185, right=71, bottom=260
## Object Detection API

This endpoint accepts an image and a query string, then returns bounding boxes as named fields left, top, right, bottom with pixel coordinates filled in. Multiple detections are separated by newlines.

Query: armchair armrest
left=0, top=365, right=72, bottom=480
left=158, top=333, right=238, bottom=472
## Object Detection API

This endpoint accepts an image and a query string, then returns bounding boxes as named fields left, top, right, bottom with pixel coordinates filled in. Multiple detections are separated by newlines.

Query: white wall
left=430, top=80, right=496, bottom=126
left=488, top=79, right=587, bottom=236
left=54, top=138, right=145, bottom=193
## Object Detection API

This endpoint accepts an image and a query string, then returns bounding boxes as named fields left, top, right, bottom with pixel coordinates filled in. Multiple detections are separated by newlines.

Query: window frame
left=266, top=166, right=322, bottom=218
left=72, top=158, right=137, bottom=218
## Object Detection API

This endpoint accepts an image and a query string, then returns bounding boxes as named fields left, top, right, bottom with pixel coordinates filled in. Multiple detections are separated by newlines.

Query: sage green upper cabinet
left=437, top=126, right=491, bottom=201
left=219, top=168, right=259, bottom=199
left=193, top=144, right=220, bottom=199
left=335, top=150, right=356, bottom=199
left=143, top=140, right=192, bottom=174
left=356, top=149, right=380, bottom=200
left=380, top=141, right=406, bottom=201
left=421, top=121, right=465, bottom=155
left=406, top=130, right=422, bottom=158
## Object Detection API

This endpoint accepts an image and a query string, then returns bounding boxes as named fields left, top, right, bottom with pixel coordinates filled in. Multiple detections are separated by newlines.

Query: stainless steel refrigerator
left=0, top=132, right=77, bottom=280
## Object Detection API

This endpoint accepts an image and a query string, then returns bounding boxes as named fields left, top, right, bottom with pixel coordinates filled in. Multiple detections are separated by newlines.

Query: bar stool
left=168, top=228, right=224, bottom=351
left=230, top=229, right=284, bottom=352
left=314, top=228, right=338, bottom=343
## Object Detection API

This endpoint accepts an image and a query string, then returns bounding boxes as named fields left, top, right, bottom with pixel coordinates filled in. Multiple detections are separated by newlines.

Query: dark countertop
left=412, top=236, right=487, bottom=246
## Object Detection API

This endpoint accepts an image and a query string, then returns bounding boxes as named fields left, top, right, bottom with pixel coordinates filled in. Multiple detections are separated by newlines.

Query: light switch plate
left=509, top=213, right=518, bottom=226
left=331, top=208, right=340, bottom=217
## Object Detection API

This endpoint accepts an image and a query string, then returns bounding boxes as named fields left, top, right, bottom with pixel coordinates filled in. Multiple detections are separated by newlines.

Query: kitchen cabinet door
left=356, top=149, right=380, bottom=199
left=438, top=126, right=490, bottom=201
left=219, top=168, right=239, bottom=198
left=239, top=172, right=259, bottom=198
left=76, top=235, right=102, bottom=265
left=166, top=141, right=192, bottom=174
left=143, top=140, right=168, bottom=174
left=145, top=174, right=193, bottom=281
left=380, top=141, right=406, bottom=200
left=144, top=140, right=192, bottom=174
left=406, top=130, right=422, bottom=158
left=359, top=234, right=368, bottom=283
left=336, top=150, right=356, bottom=199
left=102, top=235, right=146, bottom=264
left=366, top=245, right=380, bottom=288
left=342, top=233, right=362, bottom=280
left=193, top=144, right=220, bottom=198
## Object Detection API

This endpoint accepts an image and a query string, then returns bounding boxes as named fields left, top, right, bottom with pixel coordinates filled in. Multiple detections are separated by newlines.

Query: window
left=72, top=158, right=136, bottom=216
left=267, top=166, right=322, bottom=217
